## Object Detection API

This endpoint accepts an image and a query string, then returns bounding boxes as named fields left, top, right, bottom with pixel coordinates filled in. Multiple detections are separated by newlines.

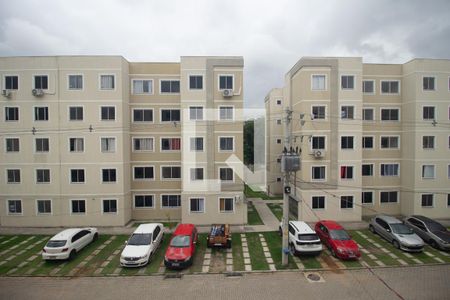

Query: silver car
left=404, top=215, right=450, bottom=251
left=369, top=215, right=424, bottom=252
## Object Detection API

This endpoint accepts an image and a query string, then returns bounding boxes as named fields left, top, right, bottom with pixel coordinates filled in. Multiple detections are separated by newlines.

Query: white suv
left=280, top=221, right=322, bottom=255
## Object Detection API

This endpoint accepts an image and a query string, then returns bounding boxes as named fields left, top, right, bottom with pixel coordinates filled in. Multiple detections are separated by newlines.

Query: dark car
left=404, top=215, right=450, bottom=251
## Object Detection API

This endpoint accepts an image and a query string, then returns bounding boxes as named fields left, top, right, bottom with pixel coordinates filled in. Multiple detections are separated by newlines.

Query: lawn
left=245, top=233, right=269, bottom=270
left=263, top=231, right=298, bottom=270
left=247, top=202, right=264, bottom=225
left=231, top=233, right=245, bottom=271
left=244, top=184, right=282, bottom=200
left=267, top=203, right=283, bottom=221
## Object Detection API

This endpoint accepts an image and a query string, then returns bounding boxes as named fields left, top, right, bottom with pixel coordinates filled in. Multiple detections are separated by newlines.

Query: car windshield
left=298, top=234, right=319, bottom=241
left=427, top=222, right=446, bottom=232
left=128, top=233, right=152, bottom=246
left=329, top=229, right=351, bottom=241
left=170, top=235, right=190, bottom=247
left=391, top=224, right=413, bottom=234
left=46, top=240, right=67, bottom=247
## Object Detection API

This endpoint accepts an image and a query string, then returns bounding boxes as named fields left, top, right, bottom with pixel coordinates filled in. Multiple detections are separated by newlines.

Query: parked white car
left=279, top=221, right=323, bottom=255
left=42, top=227, right=98, bottom=260
left=120, top=223, right=164, bottom=267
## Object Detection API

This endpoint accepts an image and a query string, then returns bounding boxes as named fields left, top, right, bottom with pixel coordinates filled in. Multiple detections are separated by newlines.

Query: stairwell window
left=381, top=80, right=400, bottom=94
left=219, top=75, right=233, bottom=90
left=132, top=79, right=153, bottom=94
left=219, top=168, right=234, bottom=181
left=189, top=106, right=203, bottom=120
left=380, top=164, right=399, bottom=176
left=362, top=80, right=375, bottom=94
left=190, top=168, right=204, bottom=181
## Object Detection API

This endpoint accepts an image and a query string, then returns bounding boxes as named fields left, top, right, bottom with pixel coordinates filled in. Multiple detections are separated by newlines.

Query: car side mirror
left=386, top=229, right=391, bottom=233
left=124, top=241, right=128, bottom=245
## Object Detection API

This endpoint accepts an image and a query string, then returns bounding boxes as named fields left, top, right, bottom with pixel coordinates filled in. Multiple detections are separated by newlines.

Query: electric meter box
left=281, top=154, right=301, bottom=172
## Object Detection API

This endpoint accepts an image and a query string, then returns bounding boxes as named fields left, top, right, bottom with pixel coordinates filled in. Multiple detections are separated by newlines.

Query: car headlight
left=337, top=248, right=346, bottom=254
left=184, top=256, right=191, bottom=262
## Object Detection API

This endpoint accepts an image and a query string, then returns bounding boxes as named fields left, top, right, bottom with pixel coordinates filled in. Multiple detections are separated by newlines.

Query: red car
left=164, top=223, right=198, bottom=269
left=314, top=220, right=360, bottom=260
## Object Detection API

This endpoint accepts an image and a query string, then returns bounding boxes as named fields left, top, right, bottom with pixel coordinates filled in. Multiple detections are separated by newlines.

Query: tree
left=244, top=119, right=254, bottom=167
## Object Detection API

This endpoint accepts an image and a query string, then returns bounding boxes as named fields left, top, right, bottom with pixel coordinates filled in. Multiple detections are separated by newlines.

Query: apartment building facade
left=0, top=55, right=246, bottom=227
left=265, top=57, right=450, bottom=222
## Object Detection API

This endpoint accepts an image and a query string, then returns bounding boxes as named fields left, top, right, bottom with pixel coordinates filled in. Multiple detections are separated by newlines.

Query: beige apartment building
left=0, top=55, right=246, bottom=227
left=266, top=57, right=450, bottom=222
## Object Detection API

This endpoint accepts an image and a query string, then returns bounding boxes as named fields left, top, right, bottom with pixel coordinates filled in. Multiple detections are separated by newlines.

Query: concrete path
left=250, top=199, right=280, bottom=231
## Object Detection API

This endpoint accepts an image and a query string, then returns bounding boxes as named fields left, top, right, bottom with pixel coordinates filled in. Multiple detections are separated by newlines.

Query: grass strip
left=266, top=204, right=283, bottom=222
left=247, top=202, right=263, bottom=225
left=231, top=233, right=245, bottom=271
left=263, top=231, right=298, bottom=270
left=245, top=233, right=269, bottom=271
left=244, top=184, right=282, bottom=200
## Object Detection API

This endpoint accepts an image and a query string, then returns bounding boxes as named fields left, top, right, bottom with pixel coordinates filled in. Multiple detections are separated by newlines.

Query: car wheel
left=93, top=233, right=98, bottom=242
left=392, top=240, right=400, bottom=249
left=289, top=243, right=296, bottom=256
left=331, top=248, right=337, bottom=258
left=226, top=240, right=232, bottom=249
left=69, top=250, right=76, bottom=260
left=278, top=227, right=282, bottom=236
left=369, top=225, right=376, bottom=234
left=430, top=240, right=438, bottom=249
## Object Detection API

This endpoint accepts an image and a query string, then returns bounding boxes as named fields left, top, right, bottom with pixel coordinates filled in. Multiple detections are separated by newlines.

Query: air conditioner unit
left=32, top=89, right=44, bottom=97
left=1, top=89, right=11, bottom=98
left=222, top=89, right=234, bottom=97
left=312, top=150, right=325, bottom=158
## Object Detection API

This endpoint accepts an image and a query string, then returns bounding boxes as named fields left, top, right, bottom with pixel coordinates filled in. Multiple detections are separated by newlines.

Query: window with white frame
left=103, top=199, right=117, bottom=213
left=219, top=75, right=233, bottom=90
left=381, top=81, right=399, bottom=94
left=312, top=196, right=325, bottom=209
left=423, top=77, right=435, bottom=91
left=190, top=198, right=204, bottom=213
left=101, top=137, right=116, bottom=152
left=189, top=106, right=203, bottom=120
left=276, top=139, right=282, bottom=144
left=161, top=195, right=181, bottom=208
left=8, top=200, right=22, bottom=214
left=312, top=166, right=326, bottom=180
left=276, top=119, right=281, bottom=125
left=68, top=75, right=83, bottom=90
left=5, top=107, right=19, bottom=121
left=133, top=109, right=153, bottom=122
left=219, top=168, right=233, bottom=181
left=134, top=166, right=154, bottom=180
left=219, top=106, right=234, bottom=120
left=161, top=166, right=181, bottom=179
left=189, top=75, right=203, bottom=90
left=161, top=80, right=180, bottom=93
left=362, top=136, right=373, bottom=149
left=36, top=169, right=50, bottom=183
left=422, top=165, right=435, bottom=179
left=134, top=195, right=154, bottom=208
left=312, top=106, right=326, bottom=119
left=276, top=177, right=281, bottom=182
left=100, top=75, right=115, bottom=90
left=101, top=106, right=115, bottom=120
left=422, top=136, right=435, bottom=149
left=37, top=200, right=51, bottom=214
left=362, top=108, right=374, bottom=121
left=34, top=107, right=48, bottom=121
left=341, top=75, right=354, bottom=90
left=161, top=109, right=180, bottom=122
left=340, top=166, right=354, bottom=179
left=190, top=168, right=204, bottom=181
left=276, top=99, right=282, bottom=105
left=102, top=169, right=117, bottom=183
left=190, top=137, right=203, bottom=151
left=380, top=164, right=399, bottom=176
left=133, top=137, right=153, bottom=151
left=340, top=196, right=354, bottom=209
left=362, top=164, right=373, bottom=176
left=35, top=138, right=49, bottom=152
left=362, top=80, right=374, bottom=94
left=312, top=75, right=326, bottom=90
left=133, top=79, right=152, bottom=94
left=362, top=191, right=373, bottom=204
left=381, top=108, right=399, bottom=121
left=161, top=138, right=181, bottom=151
left=70, top=169, right=85, bottom=183
left=69, top=106, right=83, bottom=121
left=341, top=136, right=354, bottom=149
left=7, top=169, right=20, bottom=183
left=71, top=200, right=86, bottom=214
left=341, top=106, right=354, bottom=119
left=34, top=75, right=48, bottom=89
left=69, top=138, right=84, bottom=152
left=448, top=164, right=450, bottom=179
left=380, top=136, right=399, bottom=149
left=423, top=106, right=435, bottom=120
left=6, top=138, right=19, bottom=152
left=312, top=136, right=325, bottom=150
left=219, top=137, right=234, bottom=151
left=4, top=75, right=18, bottom=90
left=219, top=198, right=234, bottom=213
left=421, top=194, right=433, bottom=207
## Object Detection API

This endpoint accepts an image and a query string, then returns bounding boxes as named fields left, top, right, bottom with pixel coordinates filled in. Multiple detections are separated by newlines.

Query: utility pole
left=281, top=107, right=292, bottom=266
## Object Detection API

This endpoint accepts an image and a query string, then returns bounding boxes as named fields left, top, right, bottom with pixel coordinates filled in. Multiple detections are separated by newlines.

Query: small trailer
left=207, top=224, right=231, bottom=248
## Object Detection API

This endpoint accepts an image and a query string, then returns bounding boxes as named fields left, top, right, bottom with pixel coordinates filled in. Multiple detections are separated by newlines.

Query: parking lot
left=0, top=228, right=449, bottom=277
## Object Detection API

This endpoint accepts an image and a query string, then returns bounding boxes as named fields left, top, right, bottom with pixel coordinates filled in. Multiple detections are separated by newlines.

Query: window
left=161, top=138, right=181, bottom=151
left=70, top=169, right=85, bottom=183
left=341, top=136, right=354, bottom=149
left=448, top=194, right=450, bottom=207
left=8, top=200, right=22, bottom=214
left=69, top=138, right=84, bottom=152
left=312, top=106, right=326, bottom=119
left=161, top=109, right=180, bottom=122
left=220, top=168, right=233, bottom=181
left=276, top=139, right=282, bottom=144
left=422, top=165, right=435, bottom=179
left=103, top=199, right=117, bottom=213
left=362, top=80, right=374, bottom=94
left=134, top=166, right=154, bottom=180
left=380, top=164, right=399, bottom=176
left=219, top=137, right=234, bottom=151
left=133, top=109, right=153, bottom=122
left=422, top=136, right=435, bottom=149
left=161, top=195, right=181, bottom=208
left=37, top=200, right=51, bottom=214
left=69, top=106, right=83, bottom=121
left=381, top=108, right=399, bottom=121
left=36, top=169, right=50, bottom=183
left=340, top=166, right=353, bottom=179
left=312, top=136, right=325, bottom=150
left=381, top=81, right=399, bottom=94
left=134, top=195, right=154, bottom=208
left=448, top=164, right=450, bottom=179
left=219, top=198, right=234, bottom=213
left=362, top=164, right=373, bottom=176
left=7, top=169, right=20, bottom=183
left=71, top=200, right=86, bottom=214
left=34, top=75, right=48, bottom=89
left=101, top=106, right=115, bottom=121
left=362, top=136, right=373, bottom=149
left=100, top=75, right=115, bottom=90
left=101, top=137, right=116, bottom=153
left=312, top=166, right=326, bottom=180
left=423, top=106, right=435, bottom=120
left=276, top=177, right=281, bottom=182
left=312, top=196, right=325, bottom=209
left=133, top=137, right=153, bottom=152
left=190, top=198, right=204, bottom=213
left=189, top=75, right=203, bottom=90
left=362, top=192, right=373, bottom=204
left=160, top=80, right=180, bottom=93
left=276, top=99, right=282, bottom=105
left=362, top=108, right=374, bottom=121
left=219, top=106, right=234, bottom=120
left=102, top=169, right=117, bottom=183
left=5, top=107, right=19, bottom=121
left=423, top=77, right=435, bottom=91
left=34, top=107, right=49, bottom=121
left=219, top=75, right=233, bottom=90
left=276, top=119, right=282, bottom=125
left=132, top=79, right=152, bottom=94
left=5, top=76, right=18, bottom=90
left=341, top=106, right=354, bottom=119
left=341, top=75, right=354, bottom=90
left=6, top=138, right=19, bottom=152
left=190, top=168, right=204, bottom=180
left=381, top=136, right=399, bottom=149
left=340, top=196, right=354, bottom=209
left=421, top=194, right=433, bottom=207
left=190, top=137, right=203, bottom=151
left=161, top=166, right=181, bottom=179
left=189, top=106, right=203, bottom=120
left=35, top=138, right=49, bottom=152
left=312, top=75, right=326, bottom=90
left=68, top=75, right=83, bottom=90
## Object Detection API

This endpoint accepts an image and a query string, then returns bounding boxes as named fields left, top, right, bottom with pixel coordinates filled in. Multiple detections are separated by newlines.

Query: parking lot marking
left=226, top=265, right=233, bottom=272
left=292, top=256, right=305, bottom=270
left=388, top=253, right=398, bottom=259
left=0, top=236, right=17, bottom=244
left=424, top=251, right=434, bottom=257
left=316, top=256, right=329, bottom=269
left=204, top=253, right=211, bottom=259
left=403, top=253, right=413, bottom=258
left=375, top=260, right=385, bottom=267
left=361, top=248, right=369, bottom=254
left=366, top=238, right=375, bottom=243
left=412, top=258, right=423, bottom=264
left=433, top=257, right=445, bottom=263
left=242, top=234, right=252, bottom=271
left=368, top=254, right=377, bottom=260
left=244, top=264, right=252, bottom=271
left=137, top=267, right=146, bottom=275
left=380, top=247, right=390, bottom=254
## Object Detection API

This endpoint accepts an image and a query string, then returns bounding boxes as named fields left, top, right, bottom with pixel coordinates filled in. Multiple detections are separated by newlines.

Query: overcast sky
left=1, top=0, right=449, bottom=118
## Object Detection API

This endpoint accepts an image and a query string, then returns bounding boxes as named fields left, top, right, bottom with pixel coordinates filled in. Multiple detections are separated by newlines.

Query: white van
left=280, top=221, right=323, bottom=255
